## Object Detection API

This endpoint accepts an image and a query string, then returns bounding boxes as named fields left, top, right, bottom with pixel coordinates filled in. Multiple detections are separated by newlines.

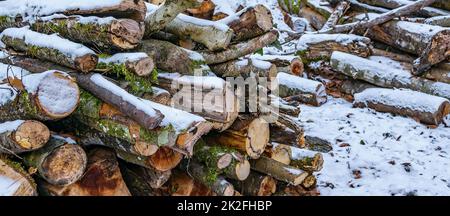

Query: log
left=287, top=144, right=324, bottom=172
left=250, top=156, right=309, bottom=186
left=210, top=58, right=278, bottom=80
left=169, top=170, right=213, bottom=196
left=138, top=39, right=209, bottom=75
left=251, top=55, right=304, bottom=76
left=23, top=135, right=87, bottom=186
left=274, top=184, right=320, bottom=196
left=75, top=73, right=164, bottom=131
left=0, top=16, right=23, bottom=32
left=301, top=175, right=317, bottom=189
left=60, top=0, right=147, bottom=21
left=298, top=5, right=328, bottom=30
left=0, top=71, right=80, bottom=121
left=98, top=53, right=155, bottom=77
left=186, top=0, right=216, bottom=20
left=232, top=172, right=277, bottom=196
left=305, top=135, right=333, bottom=153
left=143, top=0, right=202, bottom=37
left=200, top=30, right=279, bottom=65
left=117, top=147, right=183, bottom=172
left=0, top=157, right=37, bottom=196
left=424, top=62, right=450, bottom=84
left=37, top=148, right=131, bottom=196
left=424, top=15, right=450, bottom=27
left=206, top=115, right=269, bottom=159
left=330, top=51, right=450, bottom=100
left=354, top=88, right=450, bottom=125
left=144, top=87, right=172, bottom=106
left=269, top=95, right=301, bottom=117
left=296, top=33, right=373, bottom=62
left=0, top=120, right=50, bottom=154
left=157, top=73, right=239, bottom=131
left=321, top=1, right=349, bottom=32
left=265, top=143, right=292, bottom=165
left=222, top=5, right=273, bottom=42
left=276, top=72, right=327, bottom=106
left=432, top=0, right=450, bottom=11
left=180, top=160, right=235, bottom=196
left=269, top=123, right=305, bottom=148
left=358, top=0, right=450, bottom=17
left=119, top=161, right=171, bottom=195
left=1, top=28, right=98, bottom=73
left=31, top=15, right=145, bottom=51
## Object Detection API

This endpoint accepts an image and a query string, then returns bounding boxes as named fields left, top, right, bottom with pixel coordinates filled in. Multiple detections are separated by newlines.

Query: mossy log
left=144, top=0, right=202, bottom=37
left=119, top=161, right=171, bottom=193
left=0, top=120, right=50, bottom=154
left=37, top=148, right=131, bottom=196
left=117, top=147, right=183, bottom=172
left=210, top=58, right=278, bottom=80
left=98, top=53, right=155, bottom=77
left=269, top=123, right=305, bottom=148
left=0, top=16, right=23, bottom=32
left=305, top=136, right=333, bottom=153
left=0, top=71, right=80, bottom=121
left=31, top=16, right=144, bottom=51
left=0, top=157, right=37, bottom=196
left=62, top=0, right=147, bottom=21
left=225, top=5, right=273, bottom=42
left=168, top=170, right=213, bottom=196
left=250, top=156, right=309, bottom=186
left=0, top=28, right=98, bottom=73
left=200, top=30, right=279, bottom=65
left=232, top=171, right=277, bottom=196
left=284, top=144, right=324, bottom=172
left=23, top=135, right=87, bottom=186
left=206, top=115, right=269, bottom=159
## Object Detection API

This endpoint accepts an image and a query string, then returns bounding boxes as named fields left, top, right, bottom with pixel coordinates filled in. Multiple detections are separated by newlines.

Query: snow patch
left=0, top=176, right=21, bottom=196
left=0, top=120, right=25, bottom=134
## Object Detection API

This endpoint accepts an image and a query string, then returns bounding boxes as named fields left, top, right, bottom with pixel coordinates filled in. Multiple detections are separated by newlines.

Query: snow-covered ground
left=299, top=97, right=450, bottom=196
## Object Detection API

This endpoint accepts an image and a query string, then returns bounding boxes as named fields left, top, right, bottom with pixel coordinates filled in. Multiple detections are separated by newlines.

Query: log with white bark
left=0, top=120, right=50, bottom=154
left=0, top=71, right=80, bottom=121
left=1, top=28, right=98, bottom=73
left=296, top=33, right=372, bottom=61
left=251, top=55, right=304, bottom=76
left=276, top=72, right=327, bottom=106
left=321, top=1, right=349, bottom=31
left=424, top=15, right=450, bottom=27
left=119, top=161, right=171, bottom=195
left=269, top=123, right=305, bottom=148
left=424, top=62, right=450, bottom=84
left=250, top=156, right=309, bottom=186
left=37, top=148, right=131, bottom=196
left=210, top=58, right=278, bottom=80
left=206, top=115, right=269, bottom=159
left=232, top=172, right=277, bottom=196
left=330, top=51, right=450, bottom=100
left=358, top=0, right=450, bottom=17
left=200, top=30, right=279, bottom=65
left=157, top=73, right=239, bottom=131
left=143, top=0, right=202, bottom=37
left=269, top=95, right=301, bottom=117
left=265, top=142, right=292, bottom=165
left=0, top=157, right=37, bottom=196
left=354, top=88, right=450, bottom=125
left=31, top=15, right=144, bottom=51
left=23, top=135, right=87, bottom=186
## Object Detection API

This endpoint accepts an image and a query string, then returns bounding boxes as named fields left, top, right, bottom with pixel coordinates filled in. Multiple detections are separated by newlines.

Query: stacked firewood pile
left=0, top=0, right=325, bottom=196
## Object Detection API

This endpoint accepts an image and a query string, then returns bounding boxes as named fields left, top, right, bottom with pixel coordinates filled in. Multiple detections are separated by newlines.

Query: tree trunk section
left=0, top=157, right=37, bottom=196
left=250, top=156, right=309, bottom=186
left=0, top=120, right=50, bottom=154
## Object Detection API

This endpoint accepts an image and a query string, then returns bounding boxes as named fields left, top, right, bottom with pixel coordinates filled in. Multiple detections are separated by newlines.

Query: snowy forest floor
left=299, top=97, right=450, bottom=196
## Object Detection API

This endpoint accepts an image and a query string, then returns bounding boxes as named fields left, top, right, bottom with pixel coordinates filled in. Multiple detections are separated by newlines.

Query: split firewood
left=304, top=136, right=333, bottom=153
left=424, top=62, right=450, bottom=84
left=37, top=148, right=131, bottom=196
left=169, top=170, right=213, bottom=196
left=200, top=30, right=279, bottom=65
left=31, top=15, right=145, bottom=51
left=321, top=1, right=349, bottom=31
left=157, top=73, right=239, bottom=131
left=296, top=33, right=372, bottom=62
left=1, top=27, right=98, bottom=73
left=180, top=160, right=235, bottom=196
left=232, top=172, right=277, bottom=196
left=330, top=51, right=450, bottom=100
left=354, top=88, right=450, bottom=125
left=143, top=0, right=203, bottom=38
left=251, top=55, right=304, bottom=76
left=210, top=58, right=278, bottom=80
left=250, top=156, right=309, bottom=186
left=23, top=135, right=87, bottom=186
left=206, top=115, right=269, bottom=159
left=138, top=39, right=209, bottom=75
left=0, top=120, right=50, bottom=154
left=424, top=15, right=450, bottom=27
left=0, top=71, right=80, bottom=121
left=0, top=157, right=37, bottom=196
left=277, top=72, right=328, bottom=106
left=119, top=161, right=171, bottom=195
left=269, top=123, right=305, bottom=148
left=117, top=147, right=183, bottom=172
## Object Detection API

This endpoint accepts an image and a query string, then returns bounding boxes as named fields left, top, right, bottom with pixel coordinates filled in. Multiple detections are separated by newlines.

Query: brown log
left=169, top=170, right=213, bottom=196
left=305, top=135, right=333, bottom=153
left=277, top=72, right=328, bottom=106
left=224, top=5, right=273, bottom=42
left=97, top=53, right=155, bottom=77
left=250, top=156, right=309, bottom=186
left=210, top=58, right=278, bottom=80
left=274, top=184, right=320, bottom=196
left=232, top=172, right=277, bottom=196
left=0, top=120, right=49, bottom=155
left=424, top=62, right=450, bottom=84
left=265, top=143, right=292, bottom=165
left=269, top=123, right=305, bottom=148
left=0, top=157, right=37, bottom=196
left=432, top=0, right=450, bottom=11
left=119, top=161, right=171, bottom=195
left=117, top=147, right=183, bottom=172
left=269, top=95, right=301, bottom=117
left=37, top=148, right=131, bottom=196
left=288, top=145, right=324, bottom=172
left=143, top=87, right=172, bottom=106
left=424, top=15, right=450, bottom=27
left=63, top=0, right=147, bottom=21
left=251, top=55, right=304, bottom=76
left=299, top=6, right=328, bottom=30
left=186, top=0, right=216, bottom=20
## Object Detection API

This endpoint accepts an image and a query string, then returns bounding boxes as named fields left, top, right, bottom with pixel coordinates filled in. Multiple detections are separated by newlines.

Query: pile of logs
left=0, top=0, right=324, bottom=196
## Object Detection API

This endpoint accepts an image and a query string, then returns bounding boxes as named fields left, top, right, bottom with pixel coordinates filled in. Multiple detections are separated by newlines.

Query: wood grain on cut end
left=217, top=153, right=232, bottom=170
left=258, top=175, right=277, bottom=196
left=110, top=19, right=145, bottom=49
left=246, top=118, right=269, bottom=158
left=235, top=160, right=251, bottom=181
left=14, top=120, right=50, bottom=151
left=149, top=147, right=183, bottom=172
left=74, top=54, right=98, bottom=73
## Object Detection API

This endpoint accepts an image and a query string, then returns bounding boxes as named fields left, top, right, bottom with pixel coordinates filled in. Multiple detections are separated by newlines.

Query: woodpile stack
left=0, top=0, right=448, bottom=196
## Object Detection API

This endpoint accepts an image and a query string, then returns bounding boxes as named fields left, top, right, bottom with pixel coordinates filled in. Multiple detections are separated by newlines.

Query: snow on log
left=0, top=70, right=80, bottom=121
left=250, top=55, right=304, bottom=76
left=210, top=58, right=277, bottom=80
left=0, top=157, right=37, bottom=196
left=269, top=95, right=301, bottom=117
left=304, top=136, right=333, bottom=153
left=250, top=156, right=309, bottom=186
left=143, top=86, right=171, bottom=106
left=231, top=171, right=277, bottom=196
left=205, top=115, right=269, bottom=159
left=98, top=52, right=155, bottom=77
left=354, top=88, right=450, bottom=126
left=23, top=135, right=87, bottom=186
left=143, top=0, right=203, bottom=37
left=298, top=4, right=328, bottom=30
left=31, top=15, right=144, bottom=51
left=0, top=120, right=50, bottom=154
left=424, top=15, right=450, bottom=27
left=269, top=122, right=305, bottom=148
left=276, top=72, right=327, bottom=106
left=358, top=0, right=450, bottom=17
left=285, top=144, right=324, bottom=172
left=0, top=27, right=98, bottom=73
left=117, top=147, right=183, bottom=172
left=0, top=16, right=23, bottom=32
left=200, top=30, right=279, bottom=65
left=296, top=33, right=372, bottom=62
left=330, top=51, right=450, bottom=100
left=265, top=142, right=292, bottom=165
left=424, top=62, right=450, bottom=84
left=138, top=39, right=209, bottom=75
left=320, top=1, right=349, bottom=31
left=37, top=148, right=131, bottom=196
left=157, top=73, right=239, bottom=131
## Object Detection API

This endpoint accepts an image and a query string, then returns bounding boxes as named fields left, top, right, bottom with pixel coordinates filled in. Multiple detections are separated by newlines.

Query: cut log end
left=413, top=30, right=450, bottom=75
left=36, top=72, right=80, bottom=119
left=293, top=172, right=309, bottom=186
left=74, top=54, right=98, bottom=73
left=302, top=175, right=317, bottom=189
left=258, top=176, right=277, bottom=196
left=290, top=58, right=304, bottom=76
left=217, top=153, right=233, bottom=170
left=134, top=142, right=159, bottom=156
left=271, top=144, right=292, bottom=165
left=254, top=5, right=274, bottom=33
left=14, top=120, right=50, bottom=151
left=149, top=147, right=183, bottom=172
left=234, top=160, right=251, bottom=181
left=128, top=57, right=155, bottom=77
left=246, top=118, right=269, bottom=158
left=41, top=144, right=87, bottom=186
left=110, top=19, right=145, bottom=49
